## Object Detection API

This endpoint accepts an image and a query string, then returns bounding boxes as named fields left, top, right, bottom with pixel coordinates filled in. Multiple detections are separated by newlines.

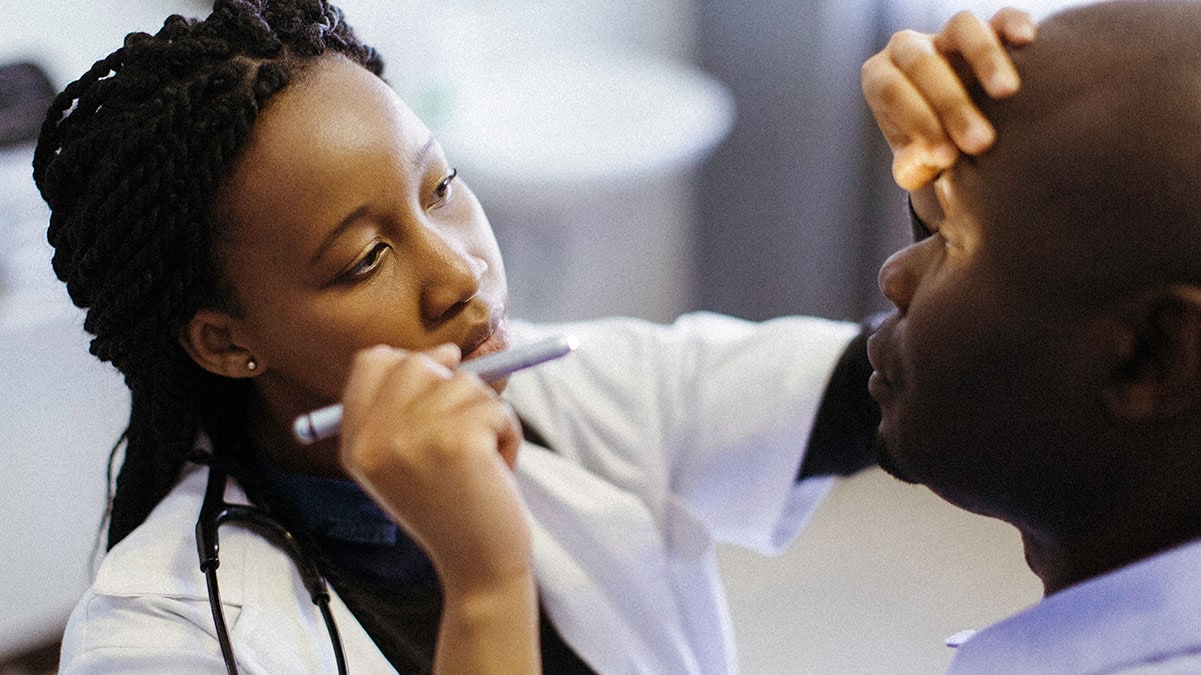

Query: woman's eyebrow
left=415, top=135, right=437, bottom=165
left=309, top=203, right=371, bottom=267
left=308, top=135, right=439, bottom=267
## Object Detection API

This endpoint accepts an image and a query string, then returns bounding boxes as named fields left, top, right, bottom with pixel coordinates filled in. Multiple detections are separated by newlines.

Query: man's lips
left=865, top=332, right=894, bottom=401
left=867, top=370, right=892, bottom=403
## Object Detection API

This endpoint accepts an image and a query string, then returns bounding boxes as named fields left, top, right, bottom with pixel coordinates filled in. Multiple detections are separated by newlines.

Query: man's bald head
left=964, top=0, right=1201, bottom=307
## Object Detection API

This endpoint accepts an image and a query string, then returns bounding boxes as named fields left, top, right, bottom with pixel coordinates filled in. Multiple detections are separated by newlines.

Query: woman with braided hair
left=38, top=3, right=534, bottom=671
left=35, top=0, right=1028, bottom=672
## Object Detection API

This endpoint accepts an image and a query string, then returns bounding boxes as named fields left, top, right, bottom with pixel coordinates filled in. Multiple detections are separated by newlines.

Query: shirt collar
left=948, top=537, right=1201, bottom=674
left=258, top=458, right=400, bottom=545
left=256, top=457, right=439, bottom=585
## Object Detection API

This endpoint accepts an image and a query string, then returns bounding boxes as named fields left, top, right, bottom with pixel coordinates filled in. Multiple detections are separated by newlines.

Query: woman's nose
left=877, top=240, right=929, bottom=313
left=417, top=229, right=488, bottom=323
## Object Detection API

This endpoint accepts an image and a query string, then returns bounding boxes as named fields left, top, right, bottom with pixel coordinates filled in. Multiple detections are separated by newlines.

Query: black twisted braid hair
left=31, top=0, right=384, bottom=549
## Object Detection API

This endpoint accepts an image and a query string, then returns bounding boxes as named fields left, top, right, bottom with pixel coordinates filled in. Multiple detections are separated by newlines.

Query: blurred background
left=0, top=1, right=1090, bottom=672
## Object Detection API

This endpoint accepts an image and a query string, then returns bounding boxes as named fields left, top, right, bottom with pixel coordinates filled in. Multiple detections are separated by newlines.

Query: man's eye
left=341, top=243, right=389, bottom=282
left=431, top=168, right=458, bottom=208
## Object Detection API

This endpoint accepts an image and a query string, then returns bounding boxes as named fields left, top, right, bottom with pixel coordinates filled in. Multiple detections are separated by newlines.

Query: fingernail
left=963, top=123, right=994, bottom=153
left=990, top=71, right=1020, bottom=96
left=931, top=144, right=958, bottom=165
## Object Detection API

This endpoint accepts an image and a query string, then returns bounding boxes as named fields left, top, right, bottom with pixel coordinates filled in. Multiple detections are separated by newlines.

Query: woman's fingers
left=862, top=44, right=960, bottom=190
left=425, top=342, right=462, bottom=371
left=494, top=401, right=523, bottom=470
left=890, top=21, right=994, bottom=155
left=864, top=8, right=1035, bottom=191
left=990, top=7, right=1038, bottom=46
left=932, top=11, right=1019, bottom=99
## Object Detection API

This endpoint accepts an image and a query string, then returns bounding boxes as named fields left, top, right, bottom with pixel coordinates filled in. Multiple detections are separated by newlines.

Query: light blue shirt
left=949, top=537, right=1201, bottom=674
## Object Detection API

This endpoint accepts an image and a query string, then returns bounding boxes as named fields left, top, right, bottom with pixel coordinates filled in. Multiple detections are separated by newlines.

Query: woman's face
left=211, top=55, right=509, bottom=440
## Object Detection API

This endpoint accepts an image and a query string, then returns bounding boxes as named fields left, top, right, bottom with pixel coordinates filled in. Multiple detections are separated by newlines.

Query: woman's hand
left=337, top=343, right=538, bottom=673
left=862, top=8, right=1036, bottom=191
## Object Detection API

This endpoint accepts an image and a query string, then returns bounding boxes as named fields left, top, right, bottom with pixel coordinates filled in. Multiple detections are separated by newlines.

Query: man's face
left=866, top=165, right=1110, bottom=525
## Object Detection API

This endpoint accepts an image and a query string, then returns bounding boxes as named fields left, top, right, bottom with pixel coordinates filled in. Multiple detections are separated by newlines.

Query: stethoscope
left=196, top=464, right=349, bottom=674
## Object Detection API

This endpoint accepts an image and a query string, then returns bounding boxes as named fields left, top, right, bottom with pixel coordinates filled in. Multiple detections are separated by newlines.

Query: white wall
left=0, top=1, right=204, bottom=88
left=930, top=0, right=1097, bottom=21
left=0, top=146, right=129, bottom=657
left=331, top=0, right=697, bottom=133
left=719, top=471, right=1041, bottom=673
left=0, top=2, right=197, bottom=657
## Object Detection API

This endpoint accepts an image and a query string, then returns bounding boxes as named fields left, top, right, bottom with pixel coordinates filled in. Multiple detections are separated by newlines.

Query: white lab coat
left=60, top=312, right=857, bottom=674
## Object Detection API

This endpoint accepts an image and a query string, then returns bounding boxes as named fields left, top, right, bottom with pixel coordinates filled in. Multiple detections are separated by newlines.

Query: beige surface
left=719, top=468, right=1042, bottom=674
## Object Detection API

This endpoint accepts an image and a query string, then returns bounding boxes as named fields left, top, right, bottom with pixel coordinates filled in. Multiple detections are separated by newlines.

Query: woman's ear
left=1103, top=285, right=1201, bottom=420
left=180, top=309, right=263, bottom=378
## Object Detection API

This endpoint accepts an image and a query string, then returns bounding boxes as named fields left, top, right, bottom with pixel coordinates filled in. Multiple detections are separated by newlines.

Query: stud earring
left=246, top=358, right=258, bottom=372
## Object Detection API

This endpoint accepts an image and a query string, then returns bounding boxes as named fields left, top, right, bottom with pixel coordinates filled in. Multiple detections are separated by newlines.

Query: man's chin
left=875, top=434, right=922, bottom=485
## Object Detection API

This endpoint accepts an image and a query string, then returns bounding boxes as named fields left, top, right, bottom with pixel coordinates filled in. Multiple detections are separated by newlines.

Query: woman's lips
left=462, top=318, right=509, bottom=362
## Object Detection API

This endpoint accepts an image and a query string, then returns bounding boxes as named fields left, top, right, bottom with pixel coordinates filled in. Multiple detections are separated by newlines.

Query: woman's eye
left=340, top=242, right=389, bottom=282
left=430, top=168, right=458, bottom=208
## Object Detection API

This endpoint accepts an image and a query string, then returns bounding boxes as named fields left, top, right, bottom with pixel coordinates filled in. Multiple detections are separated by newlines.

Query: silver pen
left=291, top=334, right=578, bottom=444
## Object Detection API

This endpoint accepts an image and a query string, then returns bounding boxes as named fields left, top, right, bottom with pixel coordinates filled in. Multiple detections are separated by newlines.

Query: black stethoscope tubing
left=196, top=464, right=349, bottom=674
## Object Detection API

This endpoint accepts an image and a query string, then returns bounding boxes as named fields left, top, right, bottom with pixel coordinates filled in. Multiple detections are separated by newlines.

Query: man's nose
left=877, top=240, right=931, bottom=313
